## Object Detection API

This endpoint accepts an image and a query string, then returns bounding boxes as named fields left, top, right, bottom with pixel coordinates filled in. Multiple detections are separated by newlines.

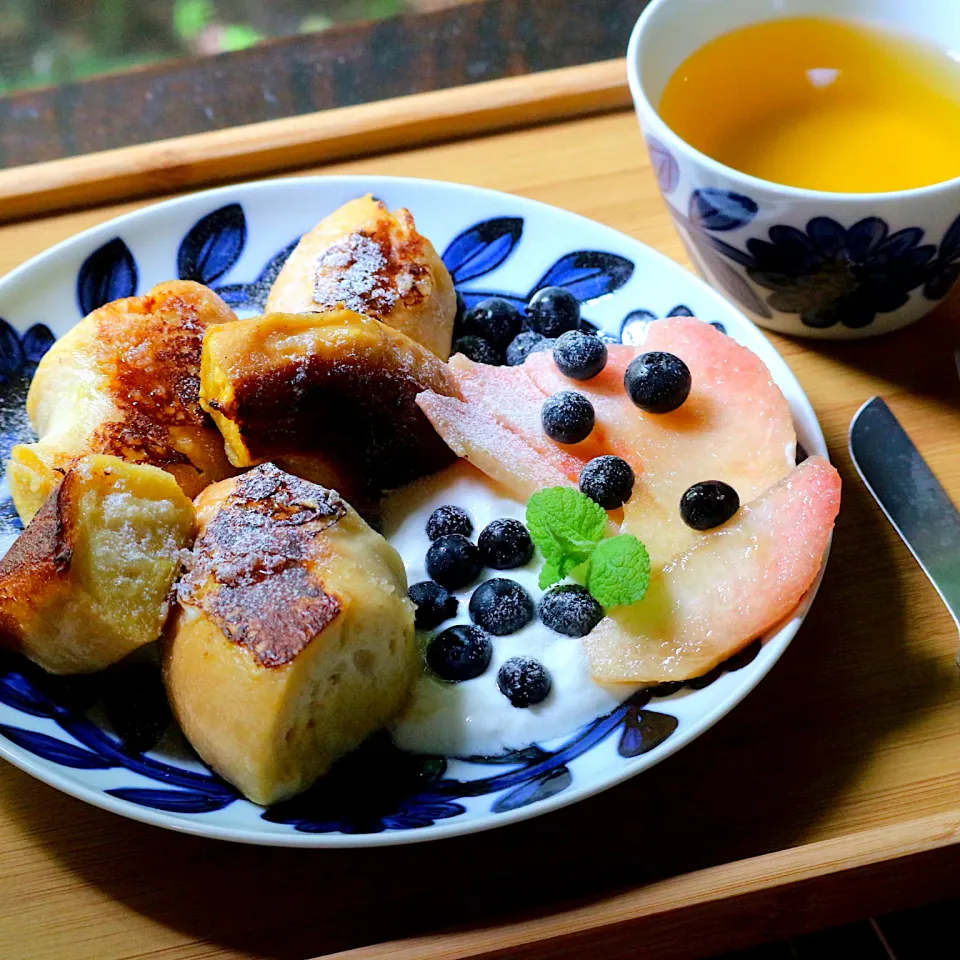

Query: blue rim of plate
left=0, top=176, right=830, bottom=846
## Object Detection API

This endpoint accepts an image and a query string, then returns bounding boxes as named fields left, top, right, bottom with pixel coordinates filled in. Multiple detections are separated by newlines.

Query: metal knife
left=849, top=396, right=960, bottom=643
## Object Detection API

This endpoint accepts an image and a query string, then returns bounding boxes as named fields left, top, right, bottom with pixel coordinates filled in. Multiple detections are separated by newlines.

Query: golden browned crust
left=93, top=281, right=214, bottom=428
left=265, top=195, right=456, bottom=360
left=201, top=310, right=461, bottom=493
left=0, top=476, right=75, bottom=648
left=83, top=281, right=236, bottom=480
left=311, top=209, right=434, bottom=317
left=178, top=464, right=346, bottom=668
left=10, top=281, right=240, bottom=524
left=0, top=455, right=197, bottom=673
left=164, top=460, right=415, bottom=804
left=89, top=415, right=194, bottom=469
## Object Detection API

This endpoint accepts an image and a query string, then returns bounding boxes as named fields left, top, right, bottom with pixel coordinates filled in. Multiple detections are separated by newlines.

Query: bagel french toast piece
left=265, top=194, right=456, bottom=360
left=0, top=455, right=195, bottom=675
left=199, top=309, right=461, bottom=495
left=163, top=463, right=416, bottom=805
left=8, top=280, right=240, bottom=525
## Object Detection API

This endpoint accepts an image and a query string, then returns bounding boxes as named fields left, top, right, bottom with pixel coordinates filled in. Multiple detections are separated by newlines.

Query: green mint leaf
left=538, top=556, right=564, bottom=590
left=526, top=487, right=607, bottom=565
left=587, top=534, right=651, bottom=608
left=538, top=553, right=584, bottom=590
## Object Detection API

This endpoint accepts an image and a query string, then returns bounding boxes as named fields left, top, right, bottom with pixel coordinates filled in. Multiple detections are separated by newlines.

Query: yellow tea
left=658, top=17, right=960, bottom=192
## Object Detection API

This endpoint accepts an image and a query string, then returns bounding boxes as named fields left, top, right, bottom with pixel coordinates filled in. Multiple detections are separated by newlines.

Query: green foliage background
left=0, top=0, right=411, bottom=94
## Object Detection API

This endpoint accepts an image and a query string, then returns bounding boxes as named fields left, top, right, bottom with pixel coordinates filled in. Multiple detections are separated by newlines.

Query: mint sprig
left=526, top=487, right=650, bottom=607
left=526, top=487, right=605, bottom=589
left=587, top=534, right=650, bottom=607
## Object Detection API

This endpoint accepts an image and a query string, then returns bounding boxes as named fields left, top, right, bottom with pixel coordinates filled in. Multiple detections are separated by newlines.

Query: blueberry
left=579, top=455, right=635, bottom=509
left=679, top=480, right=740, bottom=530
left=469, top=578, right=534, bottom=636
left=408, top=580, right=459, bottom=629
left=538, top=584, right=604, bottom=638
left=542, top=391, right=595, bottom=444
left=506, top=331, right=547, bottom=366
left=463, top=297, right=523, bottom=350
left=528, top=286, right=581, bottom=337
left=453, top=290, right=467, bottom=337
left=497, top=657, right=552, bottom=707
left=426, top=625, right=492, bottom=682
left=426, top=504, right=473, bottom=541
left=425, top=534, right=483, bottom=589
left=553, top=330, right=608, bottom=381
left=453, top=335, right=502, bottom=366
left=624, top=351, right=691, bottom=413
left=478, top=518, right=534, bottom=569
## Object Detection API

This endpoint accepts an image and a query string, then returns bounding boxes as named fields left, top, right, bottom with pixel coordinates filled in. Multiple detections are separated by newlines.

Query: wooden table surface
left=1, top=109, right=960, bottom=960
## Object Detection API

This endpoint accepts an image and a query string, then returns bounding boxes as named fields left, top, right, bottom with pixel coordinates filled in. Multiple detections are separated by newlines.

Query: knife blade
left=849, top=396, right=960, bottom=635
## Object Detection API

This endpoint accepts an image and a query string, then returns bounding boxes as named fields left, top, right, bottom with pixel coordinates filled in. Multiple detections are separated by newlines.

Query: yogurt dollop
left=384, top=461, right=637, bottom=757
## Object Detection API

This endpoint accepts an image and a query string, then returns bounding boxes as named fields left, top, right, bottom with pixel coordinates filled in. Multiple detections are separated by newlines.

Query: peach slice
left=524, top=318, right=796, bottom=564
left=583, top=455, right=841, bottom=683
left=446, top=354, right=608, bottom=483
left=414, top=391, right=572, bottom=501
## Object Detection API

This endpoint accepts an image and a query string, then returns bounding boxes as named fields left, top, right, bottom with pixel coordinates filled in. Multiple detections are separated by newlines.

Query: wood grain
left=0, top=0, right=646, bottom=169
left=330, top=811, right=960, bottom=960
left=1, top=109, right=960, bottom=960
left=0, top=59, right=629, bottom=225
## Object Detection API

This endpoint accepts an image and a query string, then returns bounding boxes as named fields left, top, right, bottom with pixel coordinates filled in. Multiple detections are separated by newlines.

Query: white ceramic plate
left=0, top=176, right=829, bottom=846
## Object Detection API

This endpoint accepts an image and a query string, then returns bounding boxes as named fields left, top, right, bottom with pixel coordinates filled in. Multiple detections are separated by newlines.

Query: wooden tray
left=1, top=61, right=959, bottom=960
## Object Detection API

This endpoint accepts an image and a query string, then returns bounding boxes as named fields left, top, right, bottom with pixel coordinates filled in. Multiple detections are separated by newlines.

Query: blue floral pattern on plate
left=0, top=638, right=759, bottom=832
left=76, top=238, right=138, bottom=314
left=177, top=202, right=247, bottom=286
left=0, top=319, right=55, bottom=535
left=0, top=209, right=682, bottom=832
left=0, top=180, right=824, bottom=843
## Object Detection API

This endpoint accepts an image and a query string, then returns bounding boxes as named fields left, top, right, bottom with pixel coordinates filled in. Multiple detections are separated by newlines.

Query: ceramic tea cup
left=627, top=0, right=960, bottom=338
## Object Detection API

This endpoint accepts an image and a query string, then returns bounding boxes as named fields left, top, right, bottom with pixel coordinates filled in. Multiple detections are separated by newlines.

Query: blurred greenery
left=0, top=0, right=423, bottom=94
left=174, top=0, right=216, bottom=40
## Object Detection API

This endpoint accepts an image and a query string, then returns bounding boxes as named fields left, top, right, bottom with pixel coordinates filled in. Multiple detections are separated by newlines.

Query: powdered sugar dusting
left=177, top=463, right=345, bottom=667
left=313, top=232, right=397, bottom=315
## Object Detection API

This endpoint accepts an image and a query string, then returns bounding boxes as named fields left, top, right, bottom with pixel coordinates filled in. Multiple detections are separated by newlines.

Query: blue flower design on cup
left=665, top=188, right=960, bottom=331
left=746, top=217, right=937, bottom=329
left=645, top=136, right=680, bottom=195
left=923, top=213, right=960, bottom=301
